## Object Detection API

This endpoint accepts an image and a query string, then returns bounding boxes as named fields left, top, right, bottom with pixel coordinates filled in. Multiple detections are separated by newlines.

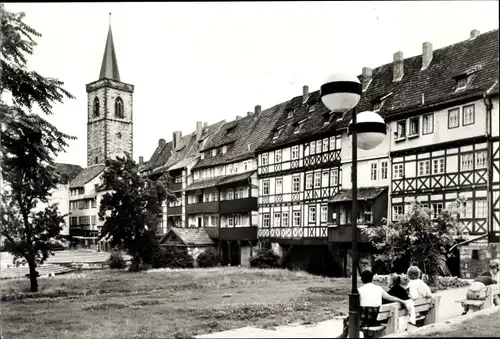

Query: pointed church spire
left=99, top=13, right=121, bottom=81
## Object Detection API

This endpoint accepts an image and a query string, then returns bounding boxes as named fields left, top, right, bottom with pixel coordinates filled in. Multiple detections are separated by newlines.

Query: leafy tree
left=152, top=246, right=194, bottom=269
left=250, top=248, right=281, bottom=269
left=0, top=5, right=75, bottom=292
left=98, top=155, right=175, bottom=271
left=196, top=247, right=220, bottom=268
left=362, top=199, right=463, bottom=283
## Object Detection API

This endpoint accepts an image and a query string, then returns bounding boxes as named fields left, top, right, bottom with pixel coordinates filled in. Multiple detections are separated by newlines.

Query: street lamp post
left=320, top=73, right=386, bottom=338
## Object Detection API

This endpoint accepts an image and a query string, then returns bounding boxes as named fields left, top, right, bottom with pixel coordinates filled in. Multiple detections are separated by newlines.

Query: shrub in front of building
left=107, top=249, right=127, bottom=269
left=249, top=249, right=281, bottom=269
left=196, top=248, right=220, bottom=268
left=152, top=246, right=194, bottom=269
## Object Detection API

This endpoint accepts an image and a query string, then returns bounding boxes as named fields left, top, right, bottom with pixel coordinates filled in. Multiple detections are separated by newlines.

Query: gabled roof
left=193, top=103, right=286, bottom=170
left=69, top=164, right=106, bottom=188
left=160, top=227, right=214, bottom=246
left=54, top=163, right=84, bottom=185
left=99, top=24, right=121, bottom=81
left=163, top=120, right=225, bottom=173
left=141, top=141, right=174, bottom=174
left=329, top=186, right=388, bottom=203
left=256, top=29, right=499, bottom=153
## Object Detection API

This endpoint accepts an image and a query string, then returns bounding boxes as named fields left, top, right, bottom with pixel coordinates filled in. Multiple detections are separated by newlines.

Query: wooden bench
left=360, top=296, right=441, bottom=338
left=456, top=284, right=499, bottom=313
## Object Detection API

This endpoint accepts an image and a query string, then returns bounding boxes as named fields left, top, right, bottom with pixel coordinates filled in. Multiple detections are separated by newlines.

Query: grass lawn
left=1, top=267, right=351, bottom=339
left=409, top=309, right=500, bottom=337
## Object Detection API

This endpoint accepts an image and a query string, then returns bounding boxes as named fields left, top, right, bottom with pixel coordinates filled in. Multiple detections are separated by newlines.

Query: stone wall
left=460, top=241, right=500, bottom=278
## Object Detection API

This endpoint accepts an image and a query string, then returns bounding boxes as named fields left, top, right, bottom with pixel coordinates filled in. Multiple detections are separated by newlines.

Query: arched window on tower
left=115, top=97, right=124, bottom=119
left=95, top=156, right=98, bottom=164
left=93, top=97, right=100, bottom=117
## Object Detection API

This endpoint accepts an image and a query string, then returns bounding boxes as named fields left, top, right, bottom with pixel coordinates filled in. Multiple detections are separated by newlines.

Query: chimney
left=361, top=67, right=372, bottom=91
left=470, top=29, right=480, bottom=39
left=255, top=105, right=261, bottom=115
left=158, top=138, right=166, bottom=147
left=393, top=51, right=404, bottom=82
left=302, top=85, right=309, bottom=103
left=204, top=122, right=208, bottom=128
left=421, top=42, right=433, bottom=70
left=172, top=131, right=182, bottom=149
left=139, top=156, right=144, bottom=164
left=196, top=121, right=203, bottom=141
left=235, top=115, right=241, bottom=120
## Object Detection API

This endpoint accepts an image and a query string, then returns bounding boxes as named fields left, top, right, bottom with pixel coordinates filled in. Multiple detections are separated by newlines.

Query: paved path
left=196, top=286, right=470, bottom=339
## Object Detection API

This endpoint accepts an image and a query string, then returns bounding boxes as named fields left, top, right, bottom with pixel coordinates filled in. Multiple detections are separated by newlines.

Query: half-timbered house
left=185, top=105, right=283, bottom=266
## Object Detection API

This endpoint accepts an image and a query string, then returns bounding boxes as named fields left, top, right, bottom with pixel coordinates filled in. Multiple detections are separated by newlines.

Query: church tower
left=86, top=17, right=134, bottom=166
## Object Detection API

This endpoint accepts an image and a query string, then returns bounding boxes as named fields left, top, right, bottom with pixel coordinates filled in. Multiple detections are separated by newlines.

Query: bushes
left=196, top=248, right=220, bottom=268
left=108, top=250, right=127, bottom=269
left=152, top=246, right=194, bottom=269
left=250, top=248, right=281, bottom=269
left=372, top=274, right=470, bottom=292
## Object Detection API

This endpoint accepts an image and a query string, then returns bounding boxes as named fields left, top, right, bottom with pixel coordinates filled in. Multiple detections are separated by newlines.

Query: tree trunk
left=28, top=261, right=38, bottom=292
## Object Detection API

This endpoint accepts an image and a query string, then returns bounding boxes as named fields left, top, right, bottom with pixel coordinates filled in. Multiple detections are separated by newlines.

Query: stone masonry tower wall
left=85, top=22, right=134, bottom=166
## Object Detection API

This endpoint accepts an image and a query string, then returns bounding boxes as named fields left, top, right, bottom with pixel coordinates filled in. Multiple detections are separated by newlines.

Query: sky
left=4, top=1, right=499, bottom=168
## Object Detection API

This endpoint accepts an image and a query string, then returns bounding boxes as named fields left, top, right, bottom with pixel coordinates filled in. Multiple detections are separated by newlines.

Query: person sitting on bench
left=407, top=266, right=432, bottom=300
left=489, top=261, right=500, bottom=306
left=462, top=271, right=496, bottom=315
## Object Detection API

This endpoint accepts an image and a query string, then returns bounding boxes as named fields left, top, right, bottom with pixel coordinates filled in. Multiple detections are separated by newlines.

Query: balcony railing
left=328, top=224, right=370, bottom=243
left=167, top=206, right=182, bottom=216
left=219, top=197, right=258, bottom=214
left=204, top=227, right=219, bottom=238
left=169, top=182, right=183, bottom=192
left=185, top=202, right=219, bottom=215
left=219, top=226, right=257, bottom=241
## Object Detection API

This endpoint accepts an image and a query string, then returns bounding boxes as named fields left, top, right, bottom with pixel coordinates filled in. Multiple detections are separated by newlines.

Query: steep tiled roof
left=217, top=170, right=255, bottom=187
left=54, top=163, right=84, bottom=184
left=99, top=25, right=121, bottom=81
left=164, top=120, right=225, bottom=172
left=330, top=186, right=388, bottom=203
left=69, top=164, right=106, bottom=188
left=160, top=227, right=214, bottom=246
left=193, top=103, right=286, bottom=170
left=257, top=29, right=499, bottom=153
left=141, top=141, right=174, bottom=174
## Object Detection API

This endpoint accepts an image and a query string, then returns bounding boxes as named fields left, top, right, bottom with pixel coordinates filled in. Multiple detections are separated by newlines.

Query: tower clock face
left=116, top=132, right=122, bottom=139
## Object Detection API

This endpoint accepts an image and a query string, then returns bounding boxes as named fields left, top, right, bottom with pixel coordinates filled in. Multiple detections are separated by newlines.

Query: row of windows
left=392, top=151, right=488, bottom=179
left=70, top=199, right=97, bottom=210
left=448, top=104, right=475, bottom=129
left=262, top=169, right=339, bottom=195
left=193, top=160, right=253, bottom=181
left=392, top=199, right=487, bottom=220
left=70, top=188, right=85, bottom=196
left=396, top=113, right=434, bottom=140
left=70, top=215, right=97, bottom=226
left=188, top=187, right=250, bottom=204
left=262, top=206, right=329, bottom=227
left=92, top=97, right=124, bottom=119
left=370, top=161, right=389, bottom=181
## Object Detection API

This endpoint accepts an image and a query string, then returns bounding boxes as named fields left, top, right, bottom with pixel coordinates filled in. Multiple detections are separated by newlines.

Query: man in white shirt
left=406, top=266, right=432, bottom=300
left=489, top=261, right=500, bottom=306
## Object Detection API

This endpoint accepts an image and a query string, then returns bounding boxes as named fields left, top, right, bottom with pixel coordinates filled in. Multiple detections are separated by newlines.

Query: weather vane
left=109, top=12, right=112, bottom=26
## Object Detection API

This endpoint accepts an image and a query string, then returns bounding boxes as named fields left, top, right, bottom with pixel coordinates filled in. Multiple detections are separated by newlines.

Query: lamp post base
left=348, top=292, right=360, bottom=338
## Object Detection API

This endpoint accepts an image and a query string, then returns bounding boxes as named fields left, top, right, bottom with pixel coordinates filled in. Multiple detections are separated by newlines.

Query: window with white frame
left=329, top=137, right=335, bottom=150
left=243, top=161, right=248, bottom=171
left=380, top=161, right=388, bottom=180
left=234, top=163, right=239, bottom=173
left=263, top=213, right=270, bottom=227
left=431, top=203, right=443, bottom=219
left=330, top=169, right=339, bottom=186
left=461, top=153, right=473, bottom=171
left=456, top=76, right=467, bottom=90
left=432, top=158, right=445, bottom=174
left=212, top=149, right=217, bottom=157
left=393, top=164, right=404, bottom=179
left=273, top=213, right=281, bottom=227
left=422, top=113, right=434, bottom=134
left=304, top=144, right=310, bottom=157
left=396, top=121, right=406, bottom=139
left=275, top=150, right=282, bottom=163
left=228, top=216, right=234, bottom=227
left=263, top=181, right=269, bottom=195
left=322, top=171, right=329, bottom=187
left=463, top=104, right=475, bottom=125
left=275, top=178, right=283, bottom=194
left=238, top=187, right=245, bottom=198
left=370, top=162, right=378, bottom=181
left=310, top=141, right=316, bottom=155
left=321, top=206, right=328, bottom=222
left=261, top=153, right=268, bottom=165
left=227, top=188, right=234, bottom=200
left=211, top=192, right=217, bottom=202
left=292, top=211, right=301, bottom=226
left=234, top=188, right=240, bottom=199
left=91, top=215, right=97, bottom=225
left=204, top=193, right=210, bottom=202
left=316, top=140, right=322, bottom=154
left=282, top=212, right=289, bottom=227
left=194, top=171, right=199, bottom=181
left=306, top=173, right=313, bottom=189
left=314, top=172, right=321, bottom=188
left=323, top=138, right=329, bottom=152
left=292, top=176, right=300, bottom=192
left=291, top=146, right=299, bottom=160
left=393, top=205, right=403, bottom=220
left=409, top=117, right=419, bottom=136
left=475, top=199, right=487, bottom=218
left=419, top=160, right=430, bottom=176
left=175, top=175, right=182, bottom=183
left=476, top=151, right=487, bottom=169
left=222, top=146, right=227, bottom=154
left=448, top=108, right=460, bottom=129
left=309, top=206, right=316, bottom=223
